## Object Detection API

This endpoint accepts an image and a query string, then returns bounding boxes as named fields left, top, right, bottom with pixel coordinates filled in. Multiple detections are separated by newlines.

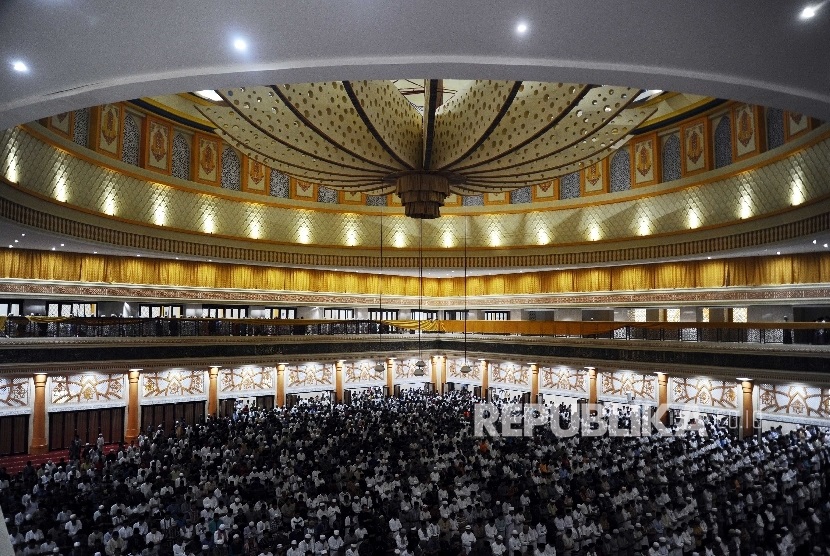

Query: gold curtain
left=1, top=250, right=830, bottom=298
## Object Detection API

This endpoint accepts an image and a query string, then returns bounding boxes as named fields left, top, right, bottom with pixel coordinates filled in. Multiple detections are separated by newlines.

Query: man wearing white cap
left=286, top=539, right=302, bottom=556
left=314, top=533, right=327, bottom=555
left=491, top=535, right=507, bottom=555
left=213, top=523, right=229, bottom=555
left=328, top=530, right=344, bottom=554
left=461, top=524, right=476, bottom=554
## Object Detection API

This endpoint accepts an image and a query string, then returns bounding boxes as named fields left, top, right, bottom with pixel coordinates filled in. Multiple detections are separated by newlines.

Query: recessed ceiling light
left=51, top=247, right=55, bottom=251
left=233, top=38, right=248, bottom=52
left=825, top=244, right=828, bottom=248
left=20, top=233, right=25, bottom=237
left=516, top=22, right=529, bottom=34
left=777, top=251, right=781, bottom=255
left=93, top=251, right=97, bottom=254
left=11, top=60, right=28, bottom=73
left=14, top=240, right=18, bottom=243
left=194, top=90, right=223, bottom=102
left=8, top=245, right=12, bottom=248
left=60, top=243, right=64, bottom=247
left=814, top=239, right=817, bottom=244
left=800, top=5, right=818, bottom=19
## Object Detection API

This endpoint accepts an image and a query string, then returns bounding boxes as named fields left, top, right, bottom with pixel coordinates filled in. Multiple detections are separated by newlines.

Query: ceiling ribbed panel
left=427, top=80, right=520, bottom=170
left=199, top=97, right=390, bottom=182
left=342, top=80, right=423, bottom=170
left=213, top=125, right=387, bottom=188
left=270, top=83, right=407, bottom=171
left=463, top=106, right=656, bottom=183
left=454, top=86, right=641, bottom=175
left=439, top=82, right=588, bottom=172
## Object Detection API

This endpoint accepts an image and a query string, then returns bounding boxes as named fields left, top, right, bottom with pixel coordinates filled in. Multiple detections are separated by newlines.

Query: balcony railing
left=2, top=316, right=828, bottom=345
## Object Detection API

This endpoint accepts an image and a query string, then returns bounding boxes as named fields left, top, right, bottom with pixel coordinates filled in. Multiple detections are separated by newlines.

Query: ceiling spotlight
left=825, top=244, right=829, bottom=248
left=51, top=247, right=55, bottom=251
left=60, top=243, right=64, bottom=247
left=8, top=245, right=12, bottom=248
left=800, top=5, right=818, bottom=19
left=233, top=38, right=248, bottom=52
left=516, top=22, right=529, bottom=34
left=814, top=239, right=818, bottom=244
left=11, top=60, right=28, bottom=73
left=776, top=251, right=781, bottom=255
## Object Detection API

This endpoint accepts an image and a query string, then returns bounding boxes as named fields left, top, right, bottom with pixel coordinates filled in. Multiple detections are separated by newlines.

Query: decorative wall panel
left=766, top=108, right=785, bottom=150
left=394, top=359, right=431, bottom=381
left=0, top=377, right=31, bottom=414
left=533, top=180, right=556, bottom=200
left=269, top=170, right=290, bottom=198
left=220, top=146, right=241, bottom=191
left=145, top=117, right=172, bottom=173
left=446, top=358, right=482, bottom=383
left=632, top=133, right=660, bottom=186
left=366, top=194, right=388, bottom=206
left=509, top=187, right=532, bottom=204
left=95, top=104, right=123, bottom=158
left=489, top=362, right=531, bottom=387
left=462, top=194, right=484, bottom=206
left=785, top=112, right=811, bottom=141
left=713, top=116, right=732, bottom=169
left=72, top=108, right=90, bottom=148
left=559, top=171, right=580, bottom=199
left=732, top=104, right=761, bottom=160
left=661, top=134, right=681, bottom=182
left=318, top=186, right=338, bottom=204
left=609, top=149, right=631, bottom=192
left=599, top=371, right=657, bottom=404
left=759, top=383, right=830, bottom=423
left=218, top=366, right=275, bottom=398
left=194, top=133, right=220, bottom=184
left=171, top=132, right=191, bottom=180
left=581, top=159, right=607, bottom=196
left=49, top=372, right=125, bottom=410
left=539, top=366, right=588, bottom=395
left=341, top=191, right=363, bottom=205
left=49, top=113, right=72, bottom=138
left=294, top=178, right=316, bottom=199
left=681, top=118, right=710, bottom=175
left=285, top=363, right=334, bottom=391
left=343, top=361, right=386, bottom=385
left=243, top=158, right=267, bottom=192
left=121, top=114, right=140, bottom=167
left=669, top=377, right=738, bottom=411
left=140, top=369, right=205, bottom=404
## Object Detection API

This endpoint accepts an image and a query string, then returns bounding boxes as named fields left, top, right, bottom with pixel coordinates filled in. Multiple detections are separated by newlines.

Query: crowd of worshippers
left=2, top=388, right=830, bottom=556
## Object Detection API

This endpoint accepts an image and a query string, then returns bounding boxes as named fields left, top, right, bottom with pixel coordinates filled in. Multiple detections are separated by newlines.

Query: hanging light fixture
left=374, top=203, right=386, bottom=374
left=460, top=212, right=472, bottom=374
left=414, top=219, right=426, bottom=377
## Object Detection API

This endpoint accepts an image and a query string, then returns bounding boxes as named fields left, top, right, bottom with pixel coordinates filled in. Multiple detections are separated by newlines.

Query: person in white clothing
left=461, top=525, right=476, bottom=554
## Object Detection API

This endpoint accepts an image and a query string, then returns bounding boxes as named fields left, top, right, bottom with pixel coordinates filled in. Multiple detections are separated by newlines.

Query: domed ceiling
left=198, top=80, right=656, bottom=218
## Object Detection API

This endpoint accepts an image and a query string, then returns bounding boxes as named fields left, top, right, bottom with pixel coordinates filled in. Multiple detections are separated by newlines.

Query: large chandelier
left=199, top=80, right=655, bottom=218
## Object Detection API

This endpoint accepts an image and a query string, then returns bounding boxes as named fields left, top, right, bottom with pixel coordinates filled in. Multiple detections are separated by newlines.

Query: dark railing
left=2, top=316, right=829, bottom=346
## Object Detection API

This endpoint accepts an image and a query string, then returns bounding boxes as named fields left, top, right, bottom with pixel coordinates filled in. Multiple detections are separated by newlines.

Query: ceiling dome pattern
left=200, top=80, right=656, bottom=218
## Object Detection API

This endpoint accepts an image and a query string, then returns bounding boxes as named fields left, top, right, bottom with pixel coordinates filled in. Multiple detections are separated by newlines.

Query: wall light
left=55, top=175, right=69, bottom=203
left=688, top=208, right=701, bottom=229
left=739, top=193, right=753, bottom=219
left=791, top=174, right=806, bottom=206
left=4, top=148, right=19, bottom=183
left=638, top=217, right=650, bottom=236
left=393, top=229, right=407, bottom=248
